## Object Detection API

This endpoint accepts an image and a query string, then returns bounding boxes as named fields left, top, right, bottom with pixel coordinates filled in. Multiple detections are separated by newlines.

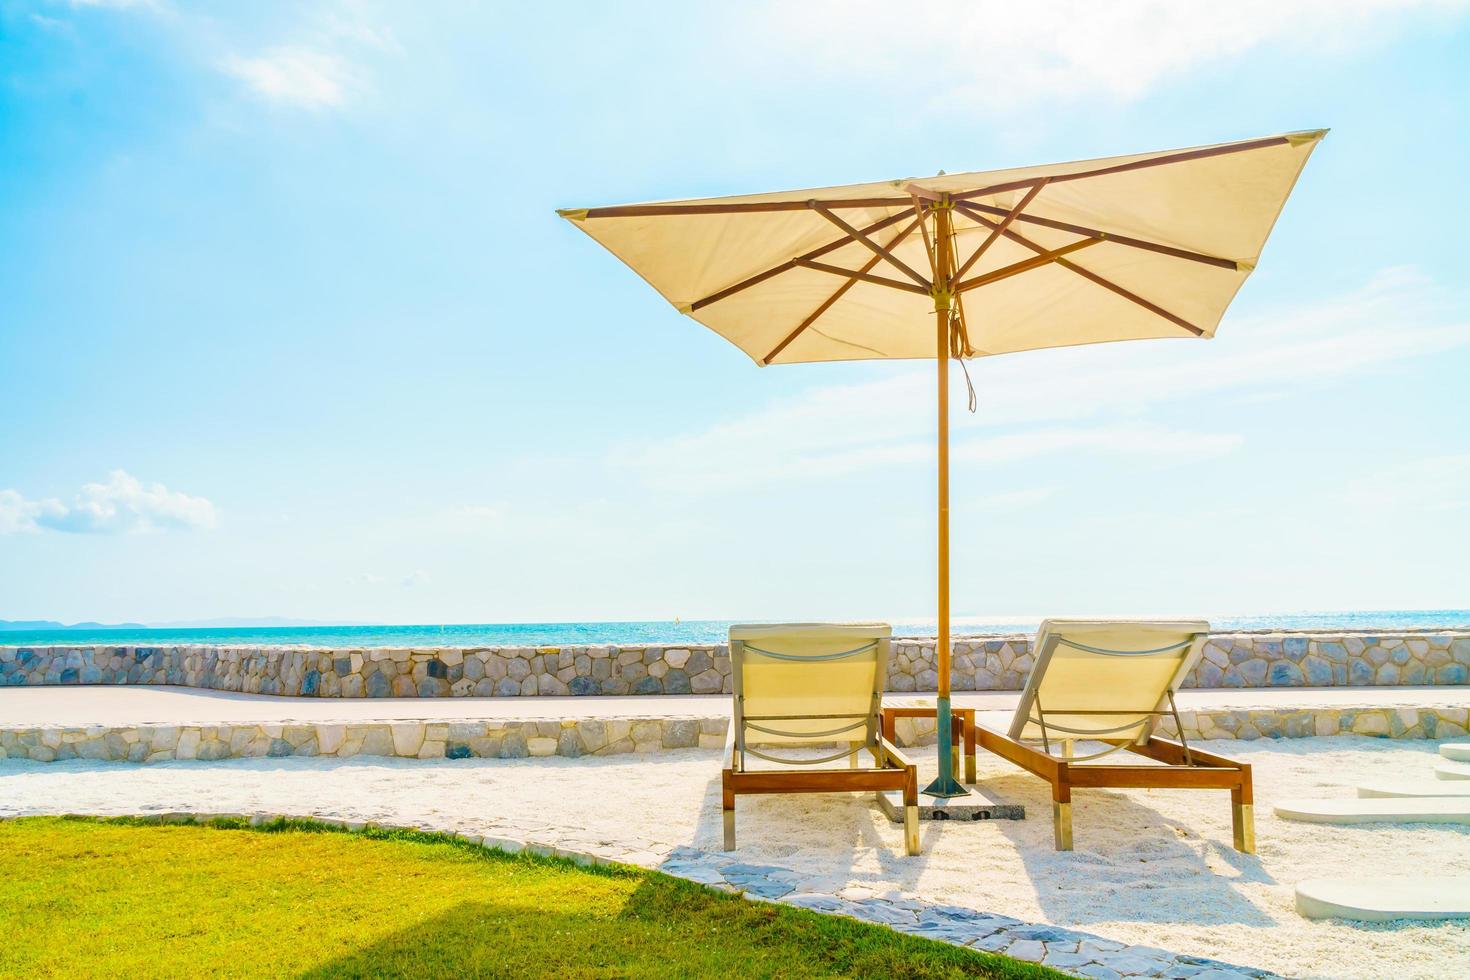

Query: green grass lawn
left=0, top=816, right=1060, bottom=979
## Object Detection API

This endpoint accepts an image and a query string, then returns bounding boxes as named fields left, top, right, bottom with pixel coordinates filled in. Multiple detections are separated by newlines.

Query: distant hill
left=0, top=619, right=148, bottom=631
left=147, top=617, right=354, bottom=628
left=0, top=617, right=354, bottom=631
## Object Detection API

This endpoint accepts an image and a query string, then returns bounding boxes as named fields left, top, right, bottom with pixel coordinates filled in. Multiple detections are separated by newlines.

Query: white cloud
left=1343, top=455, right=1470, bottom=513
left=0, top=490, right=63, bottom=534
left=0, top=471, right=216, bottom=535
left=351, top=569, right=431, bottom=589
left=957, top=427, right=1243, bottom=466
left=615, top=269, right=1466, bottom=490
left=448, top=504, right=502, bottom=524
left=214, top=4, right=400, bottom=111
left=64, top=0, right=160, bottom=9
left=972, top=487, right=1057, bottom=512
left=624, top=422, right=1241, bottom=491
left=758, top=0, right=1469, bottom=109
left=221, top=46, right=356, bottom=109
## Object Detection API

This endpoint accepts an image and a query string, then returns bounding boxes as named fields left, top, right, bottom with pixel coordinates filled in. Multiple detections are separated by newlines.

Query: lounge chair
left=722, top=623, right=920, bottom=855
left=974, top=619, right=1255, bottom=852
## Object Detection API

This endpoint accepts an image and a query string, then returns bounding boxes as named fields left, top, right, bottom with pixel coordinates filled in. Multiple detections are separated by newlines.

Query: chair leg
left=1053, top=782, right=1073, bottom=851
left=903, top=766, right=921, bottom=856
left=1232, top=777, right=1255, bottom=853
left=947, top=716, right=961, bottom=781
left=849, top=741, right=861, bottom=768
left=722, top=769, right=736, bottom=851
left=1232, top=803, right=1254, bottom=853
left=964, top=715, right=977, bottom=785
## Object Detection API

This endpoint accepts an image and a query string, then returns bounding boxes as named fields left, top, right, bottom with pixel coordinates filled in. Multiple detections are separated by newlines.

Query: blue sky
left=1, top=0, right=1468, bottom=625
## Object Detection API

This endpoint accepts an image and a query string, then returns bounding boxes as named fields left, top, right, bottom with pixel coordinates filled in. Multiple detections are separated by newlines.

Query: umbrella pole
left=925, top=197, right=966, bottom=799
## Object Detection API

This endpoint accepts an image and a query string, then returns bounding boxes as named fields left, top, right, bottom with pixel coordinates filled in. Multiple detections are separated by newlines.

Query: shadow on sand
left=681, top=752, right=1276, bottom=930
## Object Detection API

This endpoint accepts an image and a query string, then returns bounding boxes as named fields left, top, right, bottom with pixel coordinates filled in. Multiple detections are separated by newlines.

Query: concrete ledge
left=1274, top=797, right=1470, bottom=824
left=0, top=685, right=1467, bottom=764
left=1296, top=877, right=1470, bottom=921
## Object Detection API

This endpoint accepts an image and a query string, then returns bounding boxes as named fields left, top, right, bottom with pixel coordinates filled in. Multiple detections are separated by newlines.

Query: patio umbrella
left=558, top=130, right=1325, bottom=798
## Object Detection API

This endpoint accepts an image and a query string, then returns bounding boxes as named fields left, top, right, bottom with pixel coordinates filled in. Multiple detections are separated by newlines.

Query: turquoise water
left=1, top=611, right=1467, bottom=648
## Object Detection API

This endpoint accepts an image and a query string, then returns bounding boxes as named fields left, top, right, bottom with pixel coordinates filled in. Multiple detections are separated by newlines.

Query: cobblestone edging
left=2, top=630, right=1467, bottom=697
left=1, top=812, right=1270, bottom=979
left=2, top=701, right=1465, bottom=763
left=658, top=848, right=1276, bottom=979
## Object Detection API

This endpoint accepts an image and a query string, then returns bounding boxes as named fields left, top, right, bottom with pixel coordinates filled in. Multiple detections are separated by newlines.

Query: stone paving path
left=654, top=847, right=1275, bottom=979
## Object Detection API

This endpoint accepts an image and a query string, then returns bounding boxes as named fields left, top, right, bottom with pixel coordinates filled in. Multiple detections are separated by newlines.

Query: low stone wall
left=0, top=716, right=727, bottom=764
left=1, top=630, right=1466, bottom=697
left=2, top=700, right=1465, bottom=764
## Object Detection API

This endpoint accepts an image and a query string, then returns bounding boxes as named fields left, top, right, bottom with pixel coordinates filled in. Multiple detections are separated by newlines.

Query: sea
left=2, top=611, right=1468, bottom=648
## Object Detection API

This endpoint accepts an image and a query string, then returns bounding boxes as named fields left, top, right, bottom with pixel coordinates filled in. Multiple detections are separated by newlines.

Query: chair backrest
left=1009, top=619, right=1209, bottom=744
left=729, top=623, right=891, bottom=761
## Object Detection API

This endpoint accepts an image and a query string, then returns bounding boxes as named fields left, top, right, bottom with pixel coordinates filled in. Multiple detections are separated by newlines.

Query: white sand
left=2, top=736, right=1467, bottom=979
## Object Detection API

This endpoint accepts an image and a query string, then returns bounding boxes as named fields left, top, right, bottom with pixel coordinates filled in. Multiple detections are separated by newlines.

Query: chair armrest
left=878, top=736, right=915, bottom=770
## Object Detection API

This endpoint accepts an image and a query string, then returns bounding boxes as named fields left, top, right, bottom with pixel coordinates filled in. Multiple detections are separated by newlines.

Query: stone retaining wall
left=2, top=701, right=1465, bottom=764
left=2, top=630, right=1466, bottom=697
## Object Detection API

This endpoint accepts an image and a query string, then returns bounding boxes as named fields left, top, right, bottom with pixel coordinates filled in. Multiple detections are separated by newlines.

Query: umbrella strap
left=948, top=310, right=978, bottom=413
left=956, top=355, right=977, bottom=413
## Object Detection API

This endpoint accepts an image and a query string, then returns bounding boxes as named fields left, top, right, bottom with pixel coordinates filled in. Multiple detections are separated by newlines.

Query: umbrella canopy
left=560, top=131, right=1324, bottom=364
left=558, top=130, right=1325, bottom=799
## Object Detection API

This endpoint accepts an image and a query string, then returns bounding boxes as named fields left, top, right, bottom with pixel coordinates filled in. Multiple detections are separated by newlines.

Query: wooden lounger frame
left=974, top=725, right=1254, bottom=852
left=722, top=727, right=920, bottom=855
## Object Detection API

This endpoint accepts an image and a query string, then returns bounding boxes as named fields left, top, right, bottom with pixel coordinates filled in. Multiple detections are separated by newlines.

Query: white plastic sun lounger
left=721, top=623, right=920, bottom=856
left=974, top=619, right=1255, bottom=852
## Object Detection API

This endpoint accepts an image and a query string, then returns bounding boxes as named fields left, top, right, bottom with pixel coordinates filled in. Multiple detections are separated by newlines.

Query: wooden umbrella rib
left=959, top=202, right=1237, bottom=269
left=795, top=258, right=930, bottom=295
left=763, top=212, right=926, bottom=365
left=912, top=197, right=935, bottom=270
left=953, top=202, right=1204, bottom=336
left=954, top=237, right=1103, bottom=293
left=949, top=136, right=1290, bottom=204
left=951, top=180, right=1046, bottom=282
left=1054, top=258, right=1206, bottom=336
left=809, top=202, right=931, bottom=288
left=689, top=210, right=912, bottom=312
left=584, top=196, right=910, bottom=218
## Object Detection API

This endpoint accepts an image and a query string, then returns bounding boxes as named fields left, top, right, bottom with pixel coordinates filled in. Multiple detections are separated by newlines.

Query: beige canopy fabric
left=559, top=130, right=1325, bottom=365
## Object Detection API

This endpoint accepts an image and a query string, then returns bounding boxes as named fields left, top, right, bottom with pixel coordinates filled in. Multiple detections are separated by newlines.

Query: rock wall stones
left=894, top=704, right=1470, bottom=745
left=1, top=630, right=1466, bottom=697
left=0, top=716, right=727, bottom=764
left=2, top=702, right=1464, bottom=764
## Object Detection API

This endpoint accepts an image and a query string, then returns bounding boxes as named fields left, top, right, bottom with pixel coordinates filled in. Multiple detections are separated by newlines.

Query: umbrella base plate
left=878, top=789, right=1025, bottom=823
